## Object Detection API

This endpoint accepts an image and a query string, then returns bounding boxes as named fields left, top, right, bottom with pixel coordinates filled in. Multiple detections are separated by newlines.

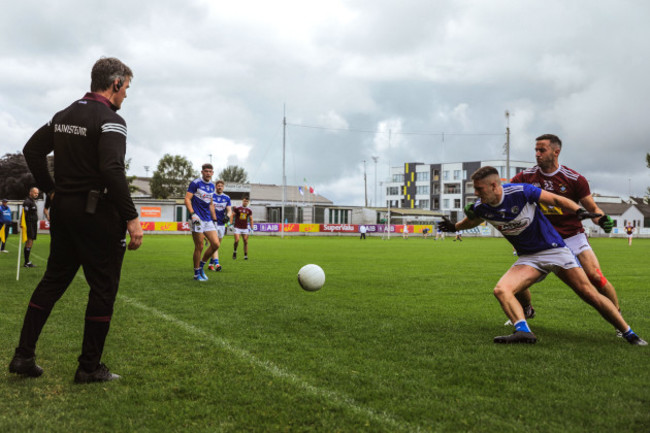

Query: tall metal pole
left=372, top=156, right=379, bottom=207
left=363, top=160, right=368, bottom=207
left=281, top=107, right=286, bottom=239
left=505, top=110, right=510, bottom=181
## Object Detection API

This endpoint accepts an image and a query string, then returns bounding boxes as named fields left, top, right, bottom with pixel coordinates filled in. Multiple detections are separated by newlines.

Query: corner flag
left=20, top=209, right=28, bottom=243
left=0, top=224, right=5, bottom=244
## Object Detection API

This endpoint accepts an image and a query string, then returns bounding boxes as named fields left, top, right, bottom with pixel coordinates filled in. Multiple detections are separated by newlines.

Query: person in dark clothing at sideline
left=9, top=57, right=143, bottom=383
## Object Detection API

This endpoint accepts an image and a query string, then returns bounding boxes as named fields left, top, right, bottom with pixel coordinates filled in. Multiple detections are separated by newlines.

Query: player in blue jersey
left=438, top=166, right=646, bottom=345
left=208, top=179, right=232, bottom=271
left=184, top=164, right=220, bottom=281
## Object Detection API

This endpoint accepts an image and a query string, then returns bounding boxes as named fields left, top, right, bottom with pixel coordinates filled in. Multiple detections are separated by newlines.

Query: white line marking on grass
left=120, top=295, right=425, bottom=433
left=29, top=252, right=424, bottom=431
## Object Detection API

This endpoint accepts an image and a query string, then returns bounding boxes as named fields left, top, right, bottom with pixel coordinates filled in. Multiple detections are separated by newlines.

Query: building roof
left=250, top=183, right=332, bottom=205
left=595, top=202, right=634, bottom=216
left=635, top=203, right=650, bottom=217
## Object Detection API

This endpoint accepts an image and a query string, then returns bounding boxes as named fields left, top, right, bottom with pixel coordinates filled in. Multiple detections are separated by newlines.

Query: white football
left=297, top=264, right=325, bottom=292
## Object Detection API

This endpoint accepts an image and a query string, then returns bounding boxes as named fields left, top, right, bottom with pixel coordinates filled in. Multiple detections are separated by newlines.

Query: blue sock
left=194, top=268, right=200, bottom=276
left=199, top=260, right=206, bottom=268
left=514, top=320, right=531, bottom=333
left=623, top=327, right=635, bottom=339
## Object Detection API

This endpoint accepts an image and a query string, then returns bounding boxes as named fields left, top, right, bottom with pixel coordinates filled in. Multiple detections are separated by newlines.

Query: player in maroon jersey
left=231, top=196, right=254, bottom=260
left=510, top=134, right=621, bottom=332
left=624, top=223, right=635, bottom=246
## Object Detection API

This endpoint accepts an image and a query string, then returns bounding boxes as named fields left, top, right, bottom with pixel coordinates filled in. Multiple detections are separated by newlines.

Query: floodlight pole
left=372, top=156, right=379, bottom=207
left=281, top=107, right=286, bottom=239
left=363, top=160, right=368, bottom=207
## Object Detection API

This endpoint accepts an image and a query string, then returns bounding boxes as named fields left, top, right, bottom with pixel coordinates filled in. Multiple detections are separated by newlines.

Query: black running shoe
left=494, top=331, right=537, bottom=344
left=625, top=334, right=648, bottom=346
left=23, top=262, right=36, bottom=268
left=9, top=355, right=43, bottom=377
left=74, top=363, right=121, bottom=384
left=232, top=252, right=237, bottom=260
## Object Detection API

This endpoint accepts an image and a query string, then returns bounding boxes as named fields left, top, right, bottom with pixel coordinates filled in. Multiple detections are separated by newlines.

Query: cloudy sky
left=1, top=0, right=649, bottom=205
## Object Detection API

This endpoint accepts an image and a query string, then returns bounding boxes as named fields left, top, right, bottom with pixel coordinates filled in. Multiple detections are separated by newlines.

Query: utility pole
left=144, top=166, right=150, bottom=177
left=372, top=156, right=379, bottom=207
left=505, top=110, right=511, bottom=181
left=363, top=160, right=368, bottom=207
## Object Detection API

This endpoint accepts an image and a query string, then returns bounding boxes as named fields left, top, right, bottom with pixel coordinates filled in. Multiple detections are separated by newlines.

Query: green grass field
left=1, top=234, right=649, bottom=432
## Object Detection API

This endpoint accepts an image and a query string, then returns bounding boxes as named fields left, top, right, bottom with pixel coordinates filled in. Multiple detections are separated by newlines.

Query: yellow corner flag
left=20, top=209, right=28, bottom=243
left=0, top=223, right=5, bottom=244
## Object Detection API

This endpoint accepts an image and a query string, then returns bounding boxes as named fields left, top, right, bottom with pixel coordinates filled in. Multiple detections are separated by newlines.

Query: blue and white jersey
left=470, top=183, right=566, bottom=255
left=187, top=178, right=215, bottom=221
left=212, top=192, right=232, bottom=225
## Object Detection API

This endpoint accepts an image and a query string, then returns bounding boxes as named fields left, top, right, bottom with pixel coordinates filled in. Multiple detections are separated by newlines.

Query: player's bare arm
left=210, top=200, right=217, bottom=221
left=184, top=191, right=195, bottom=214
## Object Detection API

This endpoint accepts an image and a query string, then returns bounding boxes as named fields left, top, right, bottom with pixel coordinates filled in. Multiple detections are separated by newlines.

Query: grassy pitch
left=1, top=235, right=649, bottom=432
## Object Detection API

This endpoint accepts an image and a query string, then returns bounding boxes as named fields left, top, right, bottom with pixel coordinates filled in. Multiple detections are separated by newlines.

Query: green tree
left=150, top=154, right=196, bottom=199
left=218, top=165, right=248, bottom=183
left=0, top=152, right=36, bottom=199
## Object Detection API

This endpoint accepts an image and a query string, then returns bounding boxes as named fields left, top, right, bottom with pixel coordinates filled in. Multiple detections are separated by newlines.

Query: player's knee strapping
left=589, top=268, right=608, bottom=290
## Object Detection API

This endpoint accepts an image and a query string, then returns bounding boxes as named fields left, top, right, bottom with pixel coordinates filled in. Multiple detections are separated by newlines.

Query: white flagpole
left=16, top=206, right=23, bottom=281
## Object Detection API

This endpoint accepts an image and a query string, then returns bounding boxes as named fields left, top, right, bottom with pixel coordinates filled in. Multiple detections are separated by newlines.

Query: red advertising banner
left=283, top=223, right=300, bottom=232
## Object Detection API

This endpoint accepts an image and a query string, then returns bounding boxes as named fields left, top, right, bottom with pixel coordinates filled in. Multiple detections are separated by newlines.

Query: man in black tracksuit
left=10, top=57, right=143, bottom=383
left=22, top=186, right=40, bottom=267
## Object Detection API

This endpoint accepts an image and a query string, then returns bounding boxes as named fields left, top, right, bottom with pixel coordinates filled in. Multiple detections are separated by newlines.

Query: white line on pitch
left=29, top=252, right=424, bottom=432
left=120, top=295, right=424, bottom=433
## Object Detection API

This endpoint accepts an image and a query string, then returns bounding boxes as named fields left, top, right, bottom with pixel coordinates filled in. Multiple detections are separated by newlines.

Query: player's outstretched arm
left=580, top=194, right=613, bottom=232
left=539, top=190, right=601, bottom=220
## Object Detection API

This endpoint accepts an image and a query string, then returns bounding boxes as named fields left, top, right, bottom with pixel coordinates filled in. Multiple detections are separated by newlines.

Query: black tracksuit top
left=23, top=93, right=138, bottom=221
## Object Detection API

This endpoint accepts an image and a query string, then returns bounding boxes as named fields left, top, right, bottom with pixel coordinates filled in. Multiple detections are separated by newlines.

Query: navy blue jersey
left=187, top=178, right=215, bottom=221
left=212, top=193, right=231, bottom=225
left=470, top=183, right=566, bottom=255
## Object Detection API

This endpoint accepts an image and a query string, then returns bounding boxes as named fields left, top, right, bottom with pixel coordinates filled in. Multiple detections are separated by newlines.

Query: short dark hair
left=536, top=134, right=562, bottom=148
left=202, top=163, right=213, bottom=171
left=471, top=166, right=500, bottom=181
left=215, top=179, right=225, bottom=186
left=243, top=196, right=250, bottom=200
left=90, top=57, right=133, bottom=92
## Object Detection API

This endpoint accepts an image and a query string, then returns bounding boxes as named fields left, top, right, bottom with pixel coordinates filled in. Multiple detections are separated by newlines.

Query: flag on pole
left=298, top=186, right=304, bottom=196
left=20, top=209, right=28, bottom=243
left=0, top=223, right=5, bottom=244
left=309, top=186, right=315, bottom=194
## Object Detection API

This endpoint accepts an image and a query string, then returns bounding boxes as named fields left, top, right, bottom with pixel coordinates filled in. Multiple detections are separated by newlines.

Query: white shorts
left=192, top=220, right=217, bottom=233
left=513, top=246, right=581, bottom=280
left=563, top=232, right=592, bottom=256
left=216, top=225, right=226, bottom=238
left=233, top=227, right=250, bottom=235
